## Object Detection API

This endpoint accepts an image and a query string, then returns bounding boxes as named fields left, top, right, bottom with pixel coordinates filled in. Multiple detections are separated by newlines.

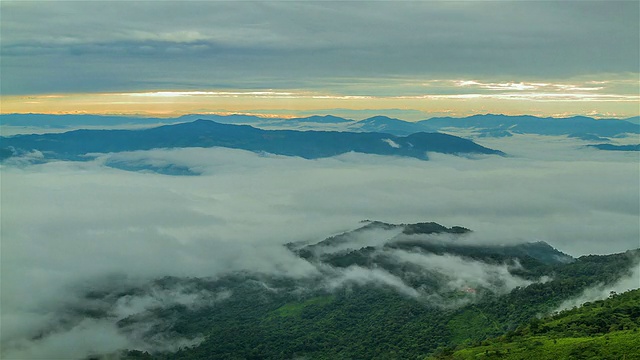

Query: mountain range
left=2, top=113, right=638, bottom=140
left=0, top=119, right=503, bottom=163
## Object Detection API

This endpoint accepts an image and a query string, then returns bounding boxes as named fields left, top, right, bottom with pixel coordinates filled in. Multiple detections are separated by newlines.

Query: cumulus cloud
left=1, top=134, right=638, bottom=358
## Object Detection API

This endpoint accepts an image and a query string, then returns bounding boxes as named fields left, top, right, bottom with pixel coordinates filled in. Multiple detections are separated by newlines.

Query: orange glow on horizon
left=1, top=87, right=638, bottom=121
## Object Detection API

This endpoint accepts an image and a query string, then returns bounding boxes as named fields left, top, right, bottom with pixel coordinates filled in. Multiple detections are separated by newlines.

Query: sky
left=1, top=1, right=639, bottom=119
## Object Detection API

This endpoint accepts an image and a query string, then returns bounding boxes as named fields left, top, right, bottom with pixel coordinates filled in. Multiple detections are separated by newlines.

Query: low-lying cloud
left=386, top=249, right=537, bottom=295
left=1, top=134, right=638, bottom=358
left=555, top=259, right=640, bottom=313
left=323, top=266, right=421, bottom=299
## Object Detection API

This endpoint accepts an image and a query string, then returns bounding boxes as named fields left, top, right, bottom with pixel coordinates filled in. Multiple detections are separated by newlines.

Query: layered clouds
left=1, top=1, right=638, bottom=119
left=3, top=1, right=638, bottom=93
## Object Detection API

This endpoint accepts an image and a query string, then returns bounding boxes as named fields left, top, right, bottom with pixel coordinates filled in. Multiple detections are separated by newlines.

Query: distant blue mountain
left=3, top=113, right=636, bottom=138
left=347, top=116, right=432, bottom=135
left=0, top=120, right=503, bottom=162
left=0, top=113, right=176, bottom=128
left=419, top=114, right=639, bottom=138
left=289, top=115, right=353, bottom=123
left=587, top=144, right=640, bottom=151
left=624, top=116, right=640, bottom=125
left=0, top=113, right=268, bottom=128
left=568, top=133, right=610, bottom=142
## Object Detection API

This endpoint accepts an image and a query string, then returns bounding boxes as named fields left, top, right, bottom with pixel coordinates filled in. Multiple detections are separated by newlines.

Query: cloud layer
left=1, top=134, right=639, bottom=357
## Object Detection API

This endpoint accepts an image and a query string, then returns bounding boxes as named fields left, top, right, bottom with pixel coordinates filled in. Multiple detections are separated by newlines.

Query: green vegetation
left=447, top=309, right=501, bottom=344
left=431, top=289, right=640, bottom=360
left=271, top=296, right=335, bottom=318
left=110, top=223, right=640, bottom=360
left=117, top=248, right=639, bottom=360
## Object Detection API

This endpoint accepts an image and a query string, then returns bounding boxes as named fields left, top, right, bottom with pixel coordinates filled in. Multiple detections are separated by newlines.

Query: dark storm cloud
left=1, top=1, right=638, bottom=94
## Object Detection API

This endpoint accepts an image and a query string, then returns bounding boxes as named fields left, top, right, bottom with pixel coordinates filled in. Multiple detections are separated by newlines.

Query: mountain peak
left=361, top=115, right=404, bottom=123
left=293, top=115, right=352, bottom=123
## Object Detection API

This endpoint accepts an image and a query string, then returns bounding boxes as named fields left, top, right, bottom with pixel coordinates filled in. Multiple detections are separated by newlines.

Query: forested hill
left=0, top=119, right=503, bottom=162
left=430, top=289, right=640, bottom=359
left=100, top=222, right=639, bottom=360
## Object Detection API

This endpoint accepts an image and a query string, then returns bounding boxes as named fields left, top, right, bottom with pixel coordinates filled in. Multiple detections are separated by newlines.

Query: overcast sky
left=1, top=1, right=639, bottom=118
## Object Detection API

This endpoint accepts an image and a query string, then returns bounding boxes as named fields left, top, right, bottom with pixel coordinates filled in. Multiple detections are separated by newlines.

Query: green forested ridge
left=430, top=289, right=640, bottom=360
left=109, top=222, right=638, bottom=360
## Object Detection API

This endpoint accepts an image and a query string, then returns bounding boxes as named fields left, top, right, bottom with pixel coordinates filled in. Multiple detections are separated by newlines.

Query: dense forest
left=430, top=289, right=640, bottom=359
left=80, top=222, right=639, bottom=360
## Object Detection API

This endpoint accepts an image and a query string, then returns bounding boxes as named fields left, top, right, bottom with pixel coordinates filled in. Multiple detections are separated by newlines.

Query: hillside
left=430, top=289, right=640, bottom=360
left=59, top=221, right=637, bottom=360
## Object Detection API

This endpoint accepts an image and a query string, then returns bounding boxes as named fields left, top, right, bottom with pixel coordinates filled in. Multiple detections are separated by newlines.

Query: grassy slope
left=451, top=331, right=640, bottom=360
left=431, top=289, right=640, bottom=360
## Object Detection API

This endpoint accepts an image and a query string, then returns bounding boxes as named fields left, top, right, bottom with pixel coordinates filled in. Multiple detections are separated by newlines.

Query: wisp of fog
left=1, top=134, right=638, bottom=358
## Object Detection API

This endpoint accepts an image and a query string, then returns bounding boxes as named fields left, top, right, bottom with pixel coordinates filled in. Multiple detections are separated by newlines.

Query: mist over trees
left=1, top=120, right=638, bottom=359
